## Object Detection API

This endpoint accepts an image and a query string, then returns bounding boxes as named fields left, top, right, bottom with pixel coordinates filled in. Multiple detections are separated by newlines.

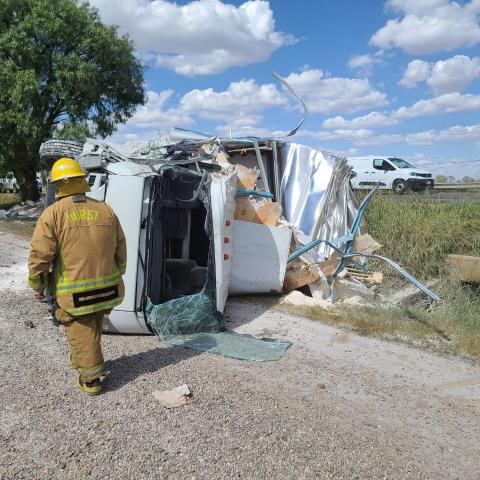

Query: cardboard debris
left=214, top=151, right=230, bottom=164
left=446, top=255, right=480, bottom=283
left=235, top=164, right=259, bottom=190
left=152, top=384, right=191, bottom=408
left=352, top=233, right=382, bottom=261
left=234, top=196, right=282, bottom=226
left=283, top=262, right=320, bottom=291
left=317, top=252, right=341, bottom=277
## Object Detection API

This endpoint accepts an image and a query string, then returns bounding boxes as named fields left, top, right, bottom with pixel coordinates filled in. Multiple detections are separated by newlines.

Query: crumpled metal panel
left=278, top=143, right=359, bottom=262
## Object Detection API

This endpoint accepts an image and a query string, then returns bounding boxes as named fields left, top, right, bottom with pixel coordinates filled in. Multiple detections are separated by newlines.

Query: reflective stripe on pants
left=61, top=310, right=106, bottom=382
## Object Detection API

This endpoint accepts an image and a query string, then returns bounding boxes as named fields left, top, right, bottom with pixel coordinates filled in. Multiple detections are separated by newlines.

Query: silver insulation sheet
left=278, top=143, right=359, bottom=262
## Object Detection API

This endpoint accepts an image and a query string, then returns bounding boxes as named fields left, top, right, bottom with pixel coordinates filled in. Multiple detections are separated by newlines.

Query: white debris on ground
left=152, top=384, right=191, bottom=408
left=2, top=198, right=45, bottom=219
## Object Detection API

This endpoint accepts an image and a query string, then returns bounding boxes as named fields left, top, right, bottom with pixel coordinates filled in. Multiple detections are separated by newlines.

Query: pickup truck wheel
left=393, top=179, right=407, bottom=194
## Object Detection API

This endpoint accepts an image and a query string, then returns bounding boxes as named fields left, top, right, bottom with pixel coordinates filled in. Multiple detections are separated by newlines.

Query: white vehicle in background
left=348, top=156, right=434, bottom=194
left=0, top=171, right=20, bottom=193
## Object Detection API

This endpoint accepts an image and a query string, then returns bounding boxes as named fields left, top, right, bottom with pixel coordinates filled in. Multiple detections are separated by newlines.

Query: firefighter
left=28, top=157, right=127, bottom=395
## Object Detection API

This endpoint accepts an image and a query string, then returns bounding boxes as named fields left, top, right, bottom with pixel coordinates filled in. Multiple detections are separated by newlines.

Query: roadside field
left=284, top=194, right=480, bottom=360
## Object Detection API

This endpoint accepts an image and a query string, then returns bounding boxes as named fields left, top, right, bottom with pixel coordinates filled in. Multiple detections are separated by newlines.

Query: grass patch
left=279, top=280, right=480, bottom=359
left=364, top=194, right=480, bottom=279
left=0, top=193, right=20, bottom=209
left=279, top=193, right=480, bottom=360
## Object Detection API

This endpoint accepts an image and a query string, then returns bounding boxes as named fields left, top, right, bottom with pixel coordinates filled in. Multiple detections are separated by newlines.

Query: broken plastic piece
left=152, top=384, right=191, bottom=408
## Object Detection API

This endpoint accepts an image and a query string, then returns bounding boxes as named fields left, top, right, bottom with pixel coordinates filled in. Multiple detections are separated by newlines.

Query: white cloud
left=129, top=90, right=193, bottom=129
left=301, top=129, right=402, bottom=146
left=285, top=69, right=388, bottom=115
left=428, top=55, right=480, bottom=94
left=125, top=78, right=287, bottom=135
left=399, top=60, right=431, bottom=88
left=179, top=79, right=285, bottom=121
left=322, top=92, right=480, bottom=130
left=302, top=122, right=480, bottom=147
left=400, top=55, right=480, bottom=94
left=91, top=0, right=295, bottom=76
left=348, top=53, right=383, bottom=76
left=394, top=92, right=480, bottom=119
left=406, top=123, right=480, bottom=144
left=124, top=70, right=391, bottom=135
left=371, top=0, right=480, bottom=54
left=322, top=112, right=399, bottom=129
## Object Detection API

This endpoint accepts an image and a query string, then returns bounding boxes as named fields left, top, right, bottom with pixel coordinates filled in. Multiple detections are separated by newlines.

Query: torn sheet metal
left=272, top=71, right=309, bottom=138
left=278, top=143, right=358, bottom=262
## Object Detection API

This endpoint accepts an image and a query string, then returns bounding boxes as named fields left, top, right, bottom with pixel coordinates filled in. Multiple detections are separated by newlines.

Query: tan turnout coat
left=28, top=194, right=127, bottom=316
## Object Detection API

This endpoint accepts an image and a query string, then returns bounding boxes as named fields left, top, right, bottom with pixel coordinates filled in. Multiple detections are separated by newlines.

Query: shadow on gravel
left=103, top=345, right=200, bottom=391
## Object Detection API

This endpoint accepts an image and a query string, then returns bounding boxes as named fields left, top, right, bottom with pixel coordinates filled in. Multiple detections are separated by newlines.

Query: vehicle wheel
left=393, top=179, right=407, bottom=194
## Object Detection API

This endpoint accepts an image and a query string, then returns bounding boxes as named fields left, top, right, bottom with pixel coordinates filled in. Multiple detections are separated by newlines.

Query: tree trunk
left=18, top=152, right=40, bottom=202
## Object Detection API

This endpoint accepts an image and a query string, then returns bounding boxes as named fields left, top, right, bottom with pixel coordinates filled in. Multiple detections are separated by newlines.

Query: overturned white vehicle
left=39, top=129, right=439, bottom=339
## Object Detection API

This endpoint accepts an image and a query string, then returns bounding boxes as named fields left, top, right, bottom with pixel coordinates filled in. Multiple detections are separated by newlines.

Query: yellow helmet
left=50, top=157, right=85, bottom=183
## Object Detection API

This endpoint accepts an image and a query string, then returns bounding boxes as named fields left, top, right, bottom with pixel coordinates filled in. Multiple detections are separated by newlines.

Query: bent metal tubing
left=340, top=253, right=441, bottom=303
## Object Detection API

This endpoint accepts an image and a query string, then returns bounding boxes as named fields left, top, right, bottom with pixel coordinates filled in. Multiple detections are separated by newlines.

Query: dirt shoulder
left=1, top=222, right=479, bottom=479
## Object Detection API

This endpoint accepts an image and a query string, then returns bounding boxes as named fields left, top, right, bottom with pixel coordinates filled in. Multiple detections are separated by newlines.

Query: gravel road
left=1, top=222, right=479, bottom=479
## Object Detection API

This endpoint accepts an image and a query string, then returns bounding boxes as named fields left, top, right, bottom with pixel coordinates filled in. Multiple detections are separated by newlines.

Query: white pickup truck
left=348, top=156, right=434, bottom=194
left=0, top=172, right=19, bottom=193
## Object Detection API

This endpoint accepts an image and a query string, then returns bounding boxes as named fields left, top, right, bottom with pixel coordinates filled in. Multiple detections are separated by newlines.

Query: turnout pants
left=57, top=308, right=106, bottom=382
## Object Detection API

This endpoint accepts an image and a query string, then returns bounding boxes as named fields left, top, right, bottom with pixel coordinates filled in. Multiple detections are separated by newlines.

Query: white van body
left=348, top=156, right=434, bottom=194
left=0, top=172, right=19, bottom=193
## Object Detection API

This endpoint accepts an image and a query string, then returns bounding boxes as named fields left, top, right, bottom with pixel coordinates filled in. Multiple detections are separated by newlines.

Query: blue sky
left=91, top=0, right=480, bottom=178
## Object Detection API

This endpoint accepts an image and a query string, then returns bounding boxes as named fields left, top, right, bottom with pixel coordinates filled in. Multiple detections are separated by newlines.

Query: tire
left=392, top=179, right=407, bottom=195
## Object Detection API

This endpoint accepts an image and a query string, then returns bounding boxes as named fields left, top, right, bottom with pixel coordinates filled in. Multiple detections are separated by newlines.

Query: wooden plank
left=283, top=264, right=320, bottom=291
left=446, top=255, right=480, bottom=283
left=345, top=267, right=383, bottom=284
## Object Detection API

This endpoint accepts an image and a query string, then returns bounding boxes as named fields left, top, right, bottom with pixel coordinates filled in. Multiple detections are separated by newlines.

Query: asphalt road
left=1, top=225, right=479, bottom=479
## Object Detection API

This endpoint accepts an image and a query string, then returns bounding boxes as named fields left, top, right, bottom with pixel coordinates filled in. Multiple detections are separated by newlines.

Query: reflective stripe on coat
left=28, top=195, right=127, bottom=315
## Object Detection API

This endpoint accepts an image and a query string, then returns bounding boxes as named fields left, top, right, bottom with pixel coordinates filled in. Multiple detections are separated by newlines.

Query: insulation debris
left=152, top=384, right=191, bottom=409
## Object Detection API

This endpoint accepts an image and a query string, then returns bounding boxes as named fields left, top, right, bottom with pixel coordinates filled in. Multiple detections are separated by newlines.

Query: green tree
left=0, top=0, right=145, bottom=200
left=53, top=122, right=92, bottom=144
left=462, top=176, right=476, bottom=183
left=435, top=175, right=448, bottom=183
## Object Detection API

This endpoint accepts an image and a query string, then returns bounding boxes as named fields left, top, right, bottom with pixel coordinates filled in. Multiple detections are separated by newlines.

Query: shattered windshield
left=388, top=157, right=414, bottom=169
